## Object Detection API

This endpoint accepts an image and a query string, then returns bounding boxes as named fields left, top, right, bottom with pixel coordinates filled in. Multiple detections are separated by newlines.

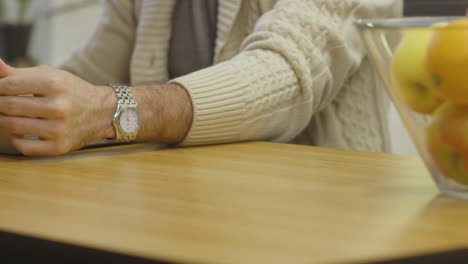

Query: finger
left=0, top=59, right=39, bottom=78
left=0, top=72, right=63, bottom=96
left=0, top=59, right=15, bottom=78
left=11, top=135, right=67, bottom=157
left=0, top=115, right=64, bottom=139
left=0, top=96, right=67, bottom=119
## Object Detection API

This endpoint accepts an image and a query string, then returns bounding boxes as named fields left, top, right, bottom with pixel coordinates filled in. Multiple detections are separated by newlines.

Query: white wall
left=30, top=0, right=102, bottom=66
left=28, top=1, right=419, bottom=156
left=48, top=0, right=103, bottom=66
left=28, top=0, right=52, bottom=65
left=388, top=104, right=418, bottom=155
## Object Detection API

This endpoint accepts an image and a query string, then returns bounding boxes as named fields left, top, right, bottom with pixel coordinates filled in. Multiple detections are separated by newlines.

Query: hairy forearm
left=133, top=83, right=193, bottom=142
left=100, top=83, right=193, bottom=143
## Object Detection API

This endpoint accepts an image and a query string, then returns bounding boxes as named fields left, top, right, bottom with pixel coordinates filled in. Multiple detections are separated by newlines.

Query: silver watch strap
left=108, top=84, right=138, bottom=142
left=109, top=84, right=137, bottom=107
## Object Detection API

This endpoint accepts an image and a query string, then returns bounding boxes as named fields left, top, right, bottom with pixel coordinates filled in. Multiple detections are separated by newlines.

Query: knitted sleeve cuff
left=169, top=61, right=248, bottom=146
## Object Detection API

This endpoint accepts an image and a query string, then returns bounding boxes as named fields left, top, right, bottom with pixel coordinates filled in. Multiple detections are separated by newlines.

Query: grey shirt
left=168, top=0, right=218, bottom=79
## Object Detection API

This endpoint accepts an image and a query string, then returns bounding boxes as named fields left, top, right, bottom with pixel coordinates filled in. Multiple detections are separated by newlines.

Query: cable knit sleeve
left=172, top=0, right=402, bottom=146
left=59, top=0, right=136, bottom=85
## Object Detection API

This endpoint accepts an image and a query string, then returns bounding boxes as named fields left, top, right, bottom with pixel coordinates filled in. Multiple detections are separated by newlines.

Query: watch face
left=120, top=109, right=139, bottom=133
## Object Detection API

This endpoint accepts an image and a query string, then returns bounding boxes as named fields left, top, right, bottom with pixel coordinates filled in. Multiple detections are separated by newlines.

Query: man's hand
left=0, top=60, right=116, bottom=156
left=0, top=60, right=193, bottom=156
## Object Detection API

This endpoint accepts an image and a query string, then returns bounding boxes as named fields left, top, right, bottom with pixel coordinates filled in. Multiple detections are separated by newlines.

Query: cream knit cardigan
left=61, top=0, right=402, bottom=152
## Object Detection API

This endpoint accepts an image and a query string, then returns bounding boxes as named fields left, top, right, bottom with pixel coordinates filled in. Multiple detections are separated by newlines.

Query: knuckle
left=48, top=99, right=71, bottom=119
left=5, top=118, right=22, bottom=134
left=36, top=65, right=52, bottom=72
left=46, top=75, right=65, bottom=92
left=48, top=121, right=68, bottom=139
left=51, top=141, right=68, bottom=155
left=14, top=143, right=30, bottom=156
left=57, top=69, right=70, bottom=77
left=10, top=137, right=33, bottom=156
left=55, top=122, right=68, bottom=138
left=4, top=97, right=19, bottom=115
left=5, top=78, right=20, bottom=92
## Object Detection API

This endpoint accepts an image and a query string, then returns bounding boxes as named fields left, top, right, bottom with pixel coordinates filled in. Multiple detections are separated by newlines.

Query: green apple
left=391, top=28, right=444, bottom=114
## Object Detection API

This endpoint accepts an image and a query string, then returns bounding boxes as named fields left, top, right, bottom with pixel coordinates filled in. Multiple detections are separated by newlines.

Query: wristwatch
left=108, top=84, right=140, bottom=142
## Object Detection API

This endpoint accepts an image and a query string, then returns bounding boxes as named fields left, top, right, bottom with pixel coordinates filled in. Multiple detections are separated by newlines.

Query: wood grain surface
left=1, top=142, right=467, bottom=263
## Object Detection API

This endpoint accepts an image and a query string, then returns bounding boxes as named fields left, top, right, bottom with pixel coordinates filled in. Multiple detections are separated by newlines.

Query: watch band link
left=109, top=84, right=137, bottom=107
left=108, top=84, right=139, bottom=142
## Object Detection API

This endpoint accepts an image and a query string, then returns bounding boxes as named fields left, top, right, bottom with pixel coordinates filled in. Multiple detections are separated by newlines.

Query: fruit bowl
left=357, top=17, right=468, bottom=199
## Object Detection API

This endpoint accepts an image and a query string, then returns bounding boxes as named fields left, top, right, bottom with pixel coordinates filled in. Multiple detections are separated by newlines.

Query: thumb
left=0, top=59, right=18, bottom=78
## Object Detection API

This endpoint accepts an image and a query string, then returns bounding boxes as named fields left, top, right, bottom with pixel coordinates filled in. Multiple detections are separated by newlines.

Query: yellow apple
left=426, top=103, right=468, bottom=185
left=433, top=103, right=468, bottom=153
left=391, top=28, right=444, bottom=114
left=425, top=19, right=468, bottom=104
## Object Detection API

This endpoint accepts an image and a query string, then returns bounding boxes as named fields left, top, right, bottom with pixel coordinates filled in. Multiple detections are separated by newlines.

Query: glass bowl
left=357, top=17, right=468, bottom=199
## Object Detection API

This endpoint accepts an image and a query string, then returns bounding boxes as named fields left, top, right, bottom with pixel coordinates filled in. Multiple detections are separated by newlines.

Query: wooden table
left=1, top=142, right=468, bottom=263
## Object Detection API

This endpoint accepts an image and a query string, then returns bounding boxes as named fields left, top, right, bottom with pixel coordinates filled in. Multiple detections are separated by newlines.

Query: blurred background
left=31, top=0, right=102, bottom=66
left=404, top=0, right=468, bottom=16
left=0, top=0, right=102, bottom=66
left=1, top=0, right=467, bottom=155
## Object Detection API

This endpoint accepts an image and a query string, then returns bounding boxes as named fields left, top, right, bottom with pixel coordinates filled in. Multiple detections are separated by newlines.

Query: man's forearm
left=101, top=83, right=193, bottom=143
